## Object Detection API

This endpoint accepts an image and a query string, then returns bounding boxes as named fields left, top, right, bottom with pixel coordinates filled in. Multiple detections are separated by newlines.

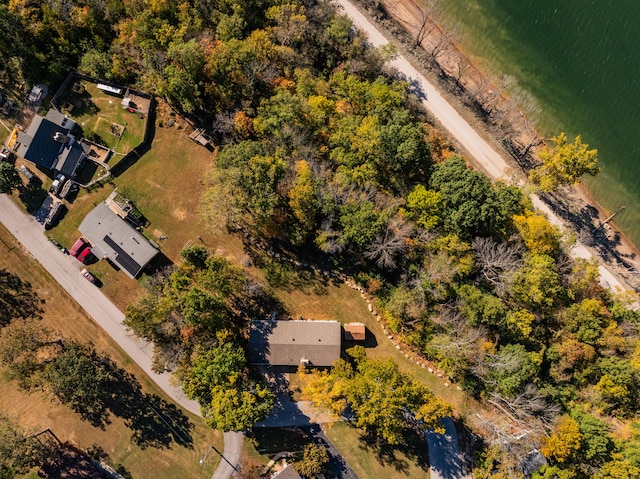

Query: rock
left=421, top=363, right=426, bottom=369
left=444, top=383, right=449, bottom=387
left=387, top=335, right=393, bottom=340
left=437, top=373, right=443, bottom=378
left=367, top=303, right=373, bottom=312
left=396, top=344, right=401, bottom=350
left=428, top=368, right=434, bottom=373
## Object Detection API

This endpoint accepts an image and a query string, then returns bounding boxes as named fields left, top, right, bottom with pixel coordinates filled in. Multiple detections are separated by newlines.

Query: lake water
left=439, top=0, right=640, bottom=248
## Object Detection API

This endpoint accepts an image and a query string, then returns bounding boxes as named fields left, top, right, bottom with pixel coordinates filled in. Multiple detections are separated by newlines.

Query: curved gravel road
left=335, top=0, right=625, bottom=292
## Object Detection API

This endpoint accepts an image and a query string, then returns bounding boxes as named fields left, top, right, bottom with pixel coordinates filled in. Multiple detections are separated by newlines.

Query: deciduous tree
left=529, top=133, right=600, bottom=192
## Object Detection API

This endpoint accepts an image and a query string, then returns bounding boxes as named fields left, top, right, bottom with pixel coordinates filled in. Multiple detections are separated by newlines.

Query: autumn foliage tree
left=530, top=133, right=600, bottom=192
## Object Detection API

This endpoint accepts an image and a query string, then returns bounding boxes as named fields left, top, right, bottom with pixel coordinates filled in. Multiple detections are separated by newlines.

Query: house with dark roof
left=249, top=320, right=342, bottom=368
left=14, top=109, right=88, bottom=176
left=78, top=202, right=158, bottom=279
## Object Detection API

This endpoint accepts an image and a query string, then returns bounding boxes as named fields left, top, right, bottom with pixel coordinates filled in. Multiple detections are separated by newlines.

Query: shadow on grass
left=18, top=183, right=48, bottom=214
left=356, top=427, right=429, bottom=474
left=66, top=348, right=194, bottom=450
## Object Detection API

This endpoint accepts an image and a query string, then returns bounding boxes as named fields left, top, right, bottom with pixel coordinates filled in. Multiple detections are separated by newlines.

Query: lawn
left=0, top=223, right=224, bottom=479
left=65, top=82, right=146, bottom=155
left=325, top=422, right=430, bottom=479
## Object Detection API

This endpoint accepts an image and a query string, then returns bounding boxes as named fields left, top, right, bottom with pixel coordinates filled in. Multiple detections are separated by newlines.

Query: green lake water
left=439, top=0, right=640, bottom=247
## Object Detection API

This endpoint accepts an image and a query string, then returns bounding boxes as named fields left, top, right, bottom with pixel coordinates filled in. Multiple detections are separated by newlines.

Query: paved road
left=212, top=431, right=244, bottom=479
left=0, top=194, right=247, bottom=479
left=425, top=418, right=468, bottom=479
left=0, top=194, right=201, bottom=416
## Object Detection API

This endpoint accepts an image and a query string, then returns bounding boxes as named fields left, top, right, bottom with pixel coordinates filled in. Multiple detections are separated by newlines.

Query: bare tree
left=472, top=237, right=524, bottom=296
left=415, top=0, right=437, bottom=47
left=364, top=217, right=414, bottom=269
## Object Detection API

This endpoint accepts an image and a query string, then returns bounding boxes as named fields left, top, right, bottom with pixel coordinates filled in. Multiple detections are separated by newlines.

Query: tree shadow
left=356, top=427, right=429, bottom=474
left=18, top=182, right=48, bottom=214
left=63, top=349, right=193, bottom=449
left=104, top=360, right=194, bottom=449
left=0, top=269, right=43, bottom=326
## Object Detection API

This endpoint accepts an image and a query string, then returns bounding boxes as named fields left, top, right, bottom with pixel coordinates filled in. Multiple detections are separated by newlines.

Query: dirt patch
left=172, top=208, right=187, bottom=220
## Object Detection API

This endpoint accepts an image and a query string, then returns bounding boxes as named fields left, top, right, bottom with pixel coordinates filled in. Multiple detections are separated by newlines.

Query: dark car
left=77, top=246, right=92, bottom=263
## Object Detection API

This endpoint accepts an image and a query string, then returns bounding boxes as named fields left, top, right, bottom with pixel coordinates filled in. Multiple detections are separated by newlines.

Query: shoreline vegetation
left=2, top=0, right=640, bottom=477
left=351, top=0, right=640, bottom=291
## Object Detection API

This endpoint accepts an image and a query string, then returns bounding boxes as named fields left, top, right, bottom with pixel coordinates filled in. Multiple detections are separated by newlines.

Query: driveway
left=425, top=417, right=468, bottom=479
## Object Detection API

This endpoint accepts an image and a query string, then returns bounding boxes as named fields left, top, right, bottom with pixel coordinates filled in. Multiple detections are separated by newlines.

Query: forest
left=1, top=0, right=639, bottom=478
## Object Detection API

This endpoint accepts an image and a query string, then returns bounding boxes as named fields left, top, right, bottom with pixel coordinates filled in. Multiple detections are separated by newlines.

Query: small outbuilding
left=344, top=322, right=366, bottom=341
left=249, top=320, right=341, bottom=368
left=78, top=202, right=158, bottom=279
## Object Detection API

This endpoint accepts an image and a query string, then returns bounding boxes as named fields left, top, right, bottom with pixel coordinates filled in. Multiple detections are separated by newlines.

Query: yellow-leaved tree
left=529, top=133, right=600, bottom=192
left=541, top=415, right=583, bottom=464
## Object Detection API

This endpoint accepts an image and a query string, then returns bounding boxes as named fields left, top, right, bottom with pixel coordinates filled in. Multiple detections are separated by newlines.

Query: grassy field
left=0, top=223, right=224, bottom=479
left=326, top=422, right=430, bottom=479
left=65, top=82, right=146, bottom=154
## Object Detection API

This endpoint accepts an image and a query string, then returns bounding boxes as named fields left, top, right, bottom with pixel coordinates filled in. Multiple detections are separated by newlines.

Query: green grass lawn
left=66, top=82, right=146, bottom=154
left=326, top=422, right=430, bottom=479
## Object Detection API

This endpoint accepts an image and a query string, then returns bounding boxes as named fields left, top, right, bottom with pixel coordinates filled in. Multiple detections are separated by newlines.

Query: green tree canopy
left=0, top=162, right=21, bottom=195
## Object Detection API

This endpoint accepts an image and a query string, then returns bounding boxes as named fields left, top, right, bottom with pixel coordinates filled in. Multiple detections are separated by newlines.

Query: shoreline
left=342, top=0, right=640, bottom=291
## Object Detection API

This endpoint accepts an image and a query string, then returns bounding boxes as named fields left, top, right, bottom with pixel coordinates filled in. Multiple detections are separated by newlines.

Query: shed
left=249, top=320, right=341, bottom=367
left=344, top=322, right=366, bottom=341
left=78, top=202, right=158, bottom=279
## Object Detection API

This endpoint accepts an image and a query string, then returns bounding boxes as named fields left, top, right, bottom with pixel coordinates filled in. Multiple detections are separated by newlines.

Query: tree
left=302, top=347, right=451, bottom=445
left=541, top=416, right=583, bottom=464
left=44, top=342, right=114, bottom=425
left=405, top=185, right=444, bottom=229
left=513, top=212, right=561, bottom=255
left=429, top=157, right=520, bottom=239
left=183, top=344, right=275, bottom=431
left=510, top=253, right=563, bottom=311
left=0, top=269, right=42, bottom=327
left=203, top=381, right=274, bottom=431
left=295, top=444, right=329, bottom=478
left=0, top=162, right=21, bottom=194
left=529, top=133, right=600, bottom=192
left=180, top=245, right=209, bottom=269
left=0, top=415, right=51, bottom=479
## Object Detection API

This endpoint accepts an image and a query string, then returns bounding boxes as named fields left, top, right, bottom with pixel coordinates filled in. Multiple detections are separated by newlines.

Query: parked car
left=77, top=245, right=92, bottom=263
left=43, top=202, right=65, bottom=230
left=69, top=237, right=89, bottom=257
left=49, top=174, right=66, bottom=197
left=80, top=268, right=95, bottom=283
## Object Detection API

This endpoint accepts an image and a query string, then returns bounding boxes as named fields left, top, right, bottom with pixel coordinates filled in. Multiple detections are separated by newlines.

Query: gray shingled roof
left=15, top=110, right=80, bottom=173
left=78, top=202, right=158, bottom=278
left=249, top=320, right=342, bottom=367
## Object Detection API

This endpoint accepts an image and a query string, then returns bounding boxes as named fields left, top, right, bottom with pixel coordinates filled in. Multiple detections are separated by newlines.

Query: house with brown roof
left=249, top=320, right=341, bottom=368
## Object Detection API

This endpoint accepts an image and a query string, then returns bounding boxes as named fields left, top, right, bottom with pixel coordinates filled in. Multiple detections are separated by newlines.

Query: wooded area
left=1, top=0, right=638, bottom=478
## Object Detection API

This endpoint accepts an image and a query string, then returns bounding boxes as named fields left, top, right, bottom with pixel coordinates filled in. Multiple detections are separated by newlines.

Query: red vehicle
left=69, top=237, right=89, bottom=257
left=77, top=245, right=92, bottom=263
